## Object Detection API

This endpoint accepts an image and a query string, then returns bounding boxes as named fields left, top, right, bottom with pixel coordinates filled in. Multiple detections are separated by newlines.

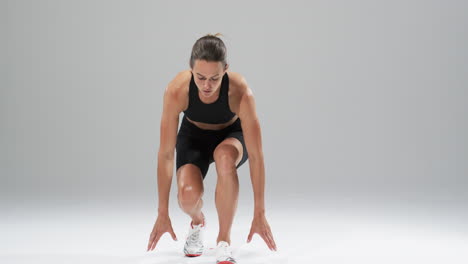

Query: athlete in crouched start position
left=147, top=33, right=277, bottom=264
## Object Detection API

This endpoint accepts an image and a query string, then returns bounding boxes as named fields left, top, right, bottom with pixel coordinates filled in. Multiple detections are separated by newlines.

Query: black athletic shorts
left=176, top=114, right=249, bottom=179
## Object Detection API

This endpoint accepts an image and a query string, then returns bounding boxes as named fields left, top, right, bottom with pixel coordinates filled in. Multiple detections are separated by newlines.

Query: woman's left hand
left=247, top=214, right=277, bottom=251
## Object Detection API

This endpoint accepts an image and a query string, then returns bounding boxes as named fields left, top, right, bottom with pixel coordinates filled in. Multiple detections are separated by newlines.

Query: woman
left=147, top=33, right=277, bottom=264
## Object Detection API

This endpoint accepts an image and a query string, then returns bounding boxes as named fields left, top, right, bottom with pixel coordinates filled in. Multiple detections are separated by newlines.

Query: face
left=191, top=60, right=228, bottom=98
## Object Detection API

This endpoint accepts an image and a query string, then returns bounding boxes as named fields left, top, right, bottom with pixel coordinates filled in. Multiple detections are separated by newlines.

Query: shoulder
left=227, top=71, right=252, bottom=98
left=164, top=70, right=192, bottom=113
left=226, top=71, right=256, bottom=118
left=167, top=70, right=192, bottom=93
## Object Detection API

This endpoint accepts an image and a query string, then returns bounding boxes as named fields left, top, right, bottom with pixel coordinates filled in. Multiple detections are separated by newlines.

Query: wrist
left=158, top=208, right=169, bottom=216
left=254, top=209, right=265, bottom=217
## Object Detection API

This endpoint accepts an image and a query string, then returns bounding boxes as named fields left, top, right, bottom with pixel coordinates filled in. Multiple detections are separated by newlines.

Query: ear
left=224, top=63, right=229, bottom=71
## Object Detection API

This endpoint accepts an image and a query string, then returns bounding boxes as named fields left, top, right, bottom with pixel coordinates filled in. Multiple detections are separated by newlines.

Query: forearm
left=157, top=154, right=174, bottom=216
left=248, top=154, right=266, bottom=216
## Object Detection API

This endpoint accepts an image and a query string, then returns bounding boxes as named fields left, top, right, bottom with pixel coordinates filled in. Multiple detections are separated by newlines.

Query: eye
left=198, top=77, right=219, bottom=81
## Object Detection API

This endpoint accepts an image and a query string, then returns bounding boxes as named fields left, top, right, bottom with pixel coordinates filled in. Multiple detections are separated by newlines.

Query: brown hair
left=189, top=33, right=228, bottom=69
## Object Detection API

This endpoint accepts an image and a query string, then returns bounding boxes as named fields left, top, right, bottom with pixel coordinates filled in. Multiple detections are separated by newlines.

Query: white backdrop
left=2, top=0, right=468, bottom=263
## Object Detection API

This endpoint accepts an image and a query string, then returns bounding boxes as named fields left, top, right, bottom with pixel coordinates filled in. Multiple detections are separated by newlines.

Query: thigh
left=176, top=133, right=211, bottom=179
left=206, top=117, right=249, bottom=169
left=213, top=136, right=244, bottom=168
left=224, top=131, right=249, bottom=169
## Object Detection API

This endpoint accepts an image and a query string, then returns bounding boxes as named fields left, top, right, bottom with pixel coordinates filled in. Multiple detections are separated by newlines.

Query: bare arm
left=157, top=81, right=182, bottom=216
left=147, top=77, right=184, bottom=251
left=237, top=85, right=265, bottom=216
left=238, top=79, right=277, bottom=251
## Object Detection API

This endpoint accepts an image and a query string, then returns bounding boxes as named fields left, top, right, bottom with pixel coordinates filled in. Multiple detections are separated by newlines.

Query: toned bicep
left=158, top=86, right=181, bottom=160
left=238, top=89, right=264, bottom=161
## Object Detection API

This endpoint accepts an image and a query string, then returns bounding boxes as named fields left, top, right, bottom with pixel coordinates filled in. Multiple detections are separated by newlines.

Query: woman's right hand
left=147, top=214, right=178, bottom=251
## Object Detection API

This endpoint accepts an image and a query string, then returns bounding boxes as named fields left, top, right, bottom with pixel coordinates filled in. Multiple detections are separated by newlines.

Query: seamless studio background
left=2, top=0, right=468, bottom=263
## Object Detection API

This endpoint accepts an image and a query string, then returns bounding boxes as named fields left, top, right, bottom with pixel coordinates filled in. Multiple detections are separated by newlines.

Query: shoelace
left=216, top=242, right=235, bottom=261
left=185, top=216, right=205, bottom=248
left=188, top=229, right=200, bottom=244
left=186, top=223, right=204, bottom=247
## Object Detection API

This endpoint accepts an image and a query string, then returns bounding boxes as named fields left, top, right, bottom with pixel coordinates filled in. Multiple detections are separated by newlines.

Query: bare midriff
left=186, top=115, right=239, bottom=130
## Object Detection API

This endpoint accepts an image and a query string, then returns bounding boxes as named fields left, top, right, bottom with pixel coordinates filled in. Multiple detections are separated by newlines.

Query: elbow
left=247, top=151, right=264, bottom=163
left=158, top=150, right=175, bottom=161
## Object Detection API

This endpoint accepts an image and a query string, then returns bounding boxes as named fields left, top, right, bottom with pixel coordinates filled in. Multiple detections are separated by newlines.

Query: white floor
left=1, top=198, right=468, bottom=264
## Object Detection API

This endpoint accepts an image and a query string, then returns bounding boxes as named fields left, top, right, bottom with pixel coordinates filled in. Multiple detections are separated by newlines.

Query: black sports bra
left=183, top=71, right=236, bottom=124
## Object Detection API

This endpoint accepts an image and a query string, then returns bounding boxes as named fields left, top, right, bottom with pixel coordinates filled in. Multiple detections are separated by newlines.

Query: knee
left=176, top=164, right=204, bottom=207
left=178, top=184, right=203, bottom=206
left=214, top=145, right=238, bottom=174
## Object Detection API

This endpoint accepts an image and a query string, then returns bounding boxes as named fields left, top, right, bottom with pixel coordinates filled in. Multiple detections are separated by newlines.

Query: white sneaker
left=215, top=241, right=237, bottom=264
left=183, top=213, right=206, bottom=257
